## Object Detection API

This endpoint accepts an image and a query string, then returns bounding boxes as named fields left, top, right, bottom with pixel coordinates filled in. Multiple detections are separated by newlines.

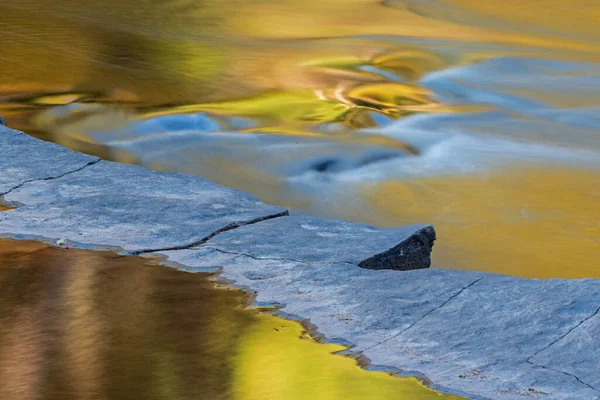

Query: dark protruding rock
left=0, top=115, right=6, bottom=126
left=358, top=226, right=436, bottom=271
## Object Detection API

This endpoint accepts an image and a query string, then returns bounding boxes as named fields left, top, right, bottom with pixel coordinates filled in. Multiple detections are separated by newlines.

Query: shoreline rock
left=1, top=122, right=599, bottom=400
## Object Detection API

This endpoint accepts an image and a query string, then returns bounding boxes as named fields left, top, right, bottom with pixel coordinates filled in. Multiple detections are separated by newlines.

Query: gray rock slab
left=0, top=159, right=286, bottom=252
left=0, top=125, right=98, bottom=195
left=205, top=215, right=435, bottom=270
left=530, top=308, right=600, bottom=391
left=363, top=276, right=600, bottom=399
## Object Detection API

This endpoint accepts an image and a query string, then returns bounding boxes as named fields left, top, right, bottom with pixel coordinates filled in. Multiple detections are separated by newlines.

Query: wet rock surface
left=1, top=123, right=599, bottom=400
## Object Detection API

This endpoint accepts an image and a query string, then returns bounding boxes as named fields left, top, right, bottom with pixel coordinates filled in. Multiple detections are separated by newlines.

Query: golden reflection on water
left=428, top=0, right=600, bottom=44
left=3, top=0, right=599, bottom=136
left=363, top=166, right=600, bottom=279
left=0, top=240, right=462, bottom=400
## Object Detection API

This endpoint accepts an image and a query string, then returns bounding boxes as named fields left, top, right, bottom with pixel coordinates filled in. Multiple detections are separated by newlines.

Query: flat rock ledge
left=1, top=124, right=599, bottom=400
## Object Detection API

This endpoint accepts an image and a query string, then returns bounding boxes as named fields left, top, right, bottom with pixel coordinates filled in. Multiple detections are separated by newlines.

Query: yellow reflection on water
left=0, top=240, right=461, bottom=400
left=225, top=0, right=600, bottom=54
left=235, top=313, right=462, bottom=400
left=363, top=166, right=600, bottom=279
left=155, top=91, right=350, bottom=129
left=438, top=0, right=600, bottom=44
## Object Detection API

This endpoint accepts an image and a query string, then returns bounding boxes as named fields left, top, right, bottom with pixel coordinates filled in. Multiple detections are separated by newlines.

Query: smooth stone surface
left=530, top=308, right=600, bottom=391
left=0, top=146, right=286, bottom=251
left=363, top=276, right=600, bottom=399
left=0, top=126, right=98, bottom=195
left=206, top=215, right=435, bottom=270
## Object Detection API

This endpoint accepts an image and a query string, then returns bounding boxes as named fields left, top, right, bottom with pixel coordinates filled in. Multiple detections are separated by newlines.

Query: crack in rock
left=525, top=304, right=600, bottom=393
left=130, top=210, right=290, bottom=255
left=527, top=304, right=600, bottom=362
left=526, top=361, right=600, bottom=393
left=0, top=158, right=102, bottom=197
left=360, top=277, right=484, bottom=354
left=203, top=246, right=305, bottom=263
left=189, top=246, right=365, bottom=267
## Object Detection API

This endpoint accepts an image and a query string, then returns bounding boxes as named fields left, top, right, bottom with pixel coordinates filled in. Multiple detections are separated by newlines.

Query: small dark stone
left=0, top=115, right=6, bottom=126
left=358, top=226, right=436, bottom=271
left=310, top=158, right=339, bottom=172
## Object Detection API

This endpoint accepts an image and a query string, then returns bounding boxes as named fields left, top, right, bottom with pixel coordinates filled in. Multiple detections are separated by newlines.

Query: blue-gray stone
left=363, top=275, right=600, bottom=399
left=0, top=125, right=98, bottom=195
left=530, top=308, right=600, bottom=391
left=0, top=129, right=286, bottom=251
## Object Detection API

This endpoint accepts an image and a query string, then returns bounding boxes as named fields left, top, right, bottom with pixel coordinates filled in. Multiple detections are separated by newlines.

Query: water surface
left=0, top=0, right=598, bottom=278
left=0, top=239, right=461, bottom=400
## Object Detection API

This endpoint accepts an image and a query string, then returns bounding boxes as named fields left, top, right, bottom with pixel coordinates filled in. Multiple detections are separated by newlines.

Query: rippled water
left=1, top=0, right=599, bottom=278
left=0, top=239, right=462, bottom=400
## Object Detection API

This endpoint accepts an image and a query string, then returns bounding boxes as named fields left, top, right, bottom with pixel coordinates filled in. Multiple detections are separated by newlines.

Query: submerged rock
left=301, top=148, right=404, bottom=175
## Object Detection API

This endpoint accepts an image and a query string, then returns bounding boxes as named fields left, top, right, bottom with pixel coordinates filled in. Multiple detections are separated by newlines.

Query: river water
left=0, top=239, right=462, bottom=400
left=1, top=0, right=599, bottom=278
